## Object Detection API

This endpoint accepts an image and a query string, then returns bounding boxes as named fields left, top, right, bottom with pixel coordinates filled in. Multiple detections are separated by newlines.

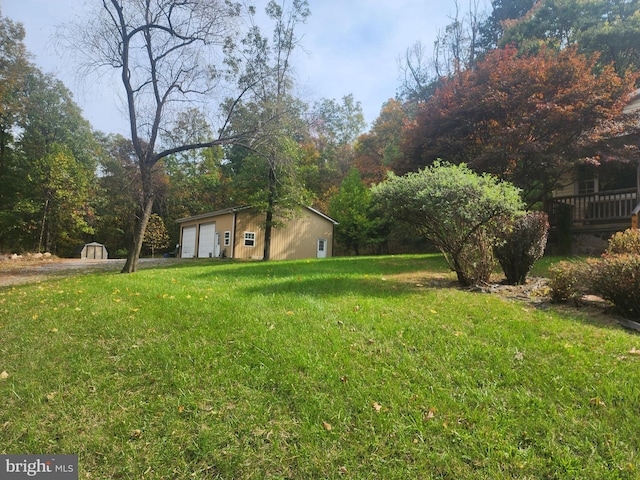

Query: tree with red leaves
left=399, top=45, right=638, bottom=207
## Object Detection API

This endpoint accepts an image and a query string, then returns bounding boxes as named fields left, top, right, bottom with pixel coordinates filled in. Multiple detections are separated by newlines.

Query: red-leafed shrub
left=494, top=212, right=549, bottom=285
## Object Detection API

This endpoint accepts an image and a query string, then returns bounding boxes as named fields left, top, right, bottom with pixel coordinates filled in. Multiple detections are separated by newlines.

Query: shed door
left=181, top=226, right=197, bottom=258
left=317, top=238, right=327, bottom=258
left=198, top=223, right=217, bottom=258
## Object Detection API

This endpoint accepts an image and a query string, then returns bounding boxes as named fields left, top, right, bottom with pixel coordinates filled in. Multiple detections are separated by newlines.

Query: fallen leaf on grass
left=629, top=348, right=640, bottom=355
left=0, top=371, right=9, bottom=380
left=514, top=351, right=524, bottom=361
left=46, top=392, right=57, bottom=401
left=424, top=407, right=437, bottom=421
left=590, top=397, right=606, bottom=407
left=322, top=421, right=332, bottom=431
left=372, top=402, right=382, bottom=412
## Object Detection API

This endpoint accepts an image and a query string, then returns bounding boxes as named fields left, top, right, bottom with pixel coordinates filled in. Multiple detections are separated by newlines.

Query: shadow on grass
left=192, top=254, right=452, bottom=298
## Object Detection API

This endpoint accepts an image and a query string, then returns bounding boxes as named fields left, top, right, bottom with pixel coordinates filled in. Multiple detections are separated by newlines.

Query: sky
left=1, top=0, right=485, bottom=135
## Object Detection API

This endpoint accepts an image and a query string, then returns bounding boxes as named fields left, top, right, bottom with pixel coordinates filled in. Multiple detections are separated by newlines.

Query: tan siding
left=233, top=208, right=335, bottom=260
left=553, top=173, right=577, bottom=197
left=270, top=208, right=334, bottom=260
left=234, top=211, right=266, bottom=259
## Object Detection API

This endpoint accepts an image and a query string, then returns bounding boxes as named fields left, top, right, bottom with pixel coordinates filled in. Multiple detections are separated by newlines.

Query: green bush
left=372, top=162, right=524, bottom=286
left=494, top=211, right=549, bottom=285
left=548, top=260, right=592, bottom=303
left=590, top=254, right=640, bottom=319
left=606, top=228, right=640, bottom=255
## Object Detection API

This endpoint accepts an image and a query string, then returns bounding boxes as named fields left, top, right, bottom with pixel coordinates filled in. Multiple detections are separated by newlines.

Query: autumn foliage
left=399, top=45, right=638, bottom=206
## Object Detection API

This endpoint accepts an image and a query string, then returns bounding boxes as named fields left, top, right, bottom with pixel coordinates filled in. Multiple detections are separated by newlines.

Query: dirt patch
left=0, top=257, right=180, bottom=288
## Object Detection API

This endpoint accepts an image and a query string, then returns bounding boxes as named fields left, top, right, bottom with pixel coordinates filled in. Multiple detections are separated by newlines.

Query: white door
left=181, top=226, right=197, bottom=258
left=317, top=238, right=327, bottom=258
left=198, top=223, right=217, bottom=258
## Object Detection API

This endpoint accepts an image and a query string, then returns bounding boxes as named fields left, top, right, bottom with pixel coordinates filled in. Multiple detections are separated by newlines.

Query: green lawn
left=1, top=255, right=639, bottom=479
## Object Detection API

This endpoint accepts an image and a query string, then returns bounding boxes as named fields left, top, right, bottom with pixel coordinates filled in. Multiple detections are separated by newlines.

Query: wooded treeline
left=2, top=0, right=640, bottom=259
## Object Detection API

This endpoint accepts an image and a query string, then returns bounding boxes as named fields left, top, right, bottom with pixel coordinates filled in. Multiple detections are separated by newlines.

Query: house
left=176, top=206, right=337, bottom=260
left=549, top=162, right=638, bottom=235
left=548, top=89, right=640, bottom=244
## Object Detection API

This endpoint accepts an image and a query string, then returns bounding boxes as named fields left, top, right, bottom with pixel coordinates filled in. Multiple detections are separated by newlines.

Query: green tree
left=302, top=94, right=366, bottom=210
left=18, top=71, right=98, bottom=255
left=478, top=0, right=537, bottom=52
left=372, top=162, right=524, bottom=286
left=161, top=109, right=227, bottom=240
left=353, top=99, right=407, bottom=186
left=500, top=0, right=640, bottom=74
left=94, top=134, right=146, bottom=257
left=0, top=12, right=34, bottom=252
left=221, top=0, right=311, bottom=261
left=143, top=213, right=170, bottom=258
left=0, top=60, right=98, bottom=255
left=329, top=169, right=383, bottom=256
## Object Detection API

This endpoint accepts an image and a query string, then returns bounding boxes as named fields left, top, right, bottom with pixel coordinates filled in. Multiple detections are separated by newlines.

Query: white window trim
left=244, top=232, right=256, bottom=247
left=224, top=231, right=231, bottom=246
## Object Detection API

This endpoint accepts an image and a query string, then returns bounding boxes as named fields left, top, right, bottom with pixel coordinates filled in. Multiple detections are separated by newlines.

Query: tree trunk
left=262, top=167, right=277, bottom=261
left=38, top=198, right=49, bottom=253
left=122, top=166, right=154, bottom=273
left=122, top=196, right=153, bottom=273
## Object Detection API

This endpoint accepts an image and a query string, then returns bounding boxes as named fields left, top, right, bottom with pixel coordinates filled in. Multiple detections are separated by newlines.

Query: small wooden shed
left=79, top=242, right=108, bottom=260
left=176, top=206, right=337, bottom=260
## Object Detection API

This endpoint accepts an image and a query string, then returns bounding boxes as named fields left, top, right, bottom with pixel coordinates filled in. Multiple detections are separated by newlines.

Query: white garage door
left=181, top=226, right=196, bottom=258
left=198, top=223, right=217, bottom=258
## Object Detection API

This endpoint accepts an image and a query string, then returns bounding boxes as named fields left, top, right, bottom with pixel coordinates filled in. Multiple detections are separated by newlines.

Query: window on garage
left=244, top=232, right=256, bottom=247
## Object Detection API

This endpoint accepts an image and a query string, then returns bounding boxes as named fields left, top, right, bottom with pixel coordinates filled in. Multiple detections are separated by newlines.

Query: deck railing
left=549, top=188, right=638, bottom=227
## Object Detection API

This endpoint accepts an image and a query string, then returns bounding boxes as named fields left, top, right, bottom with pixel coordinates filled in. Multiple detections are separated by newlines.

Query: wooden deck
left=549, top=188, right=637, bottom=233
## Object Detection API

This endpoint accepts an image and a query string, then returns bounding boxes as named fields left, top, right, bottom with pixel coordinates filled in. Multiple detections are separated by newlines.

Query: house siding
left=270, top=208, right=333, bottom=260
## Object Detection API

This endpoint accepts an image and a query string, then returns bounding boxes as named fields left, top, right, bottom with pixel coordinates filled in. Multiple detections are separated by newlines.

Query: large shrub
left=590, top=254, right=640, bottom=319
left=551, top=230, right=640, bottom=319
left=494, top=212, right=549, bottom=285
left=548, top=260, right=592, bottom=303
left=606, top=228, right=640, bottom=255
left=372, top=162, right=524, bottom=286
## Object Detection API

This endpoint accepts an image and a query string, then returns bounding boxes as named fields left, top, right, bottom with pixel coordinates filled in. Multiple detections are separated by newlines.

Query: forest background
left=2, top=0, right=640, bottom=261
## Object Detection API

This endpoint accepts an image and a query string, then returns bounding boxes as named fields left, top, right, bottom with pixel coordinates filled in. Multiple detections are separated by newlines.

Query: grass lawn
left=1, top=254, right=640, bottom=479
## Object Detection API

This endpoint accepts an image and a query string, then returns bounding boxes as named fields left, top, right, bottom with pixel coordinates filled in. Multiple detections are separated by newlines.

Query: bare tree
left=398, top=0, right=486, bottom=106
left=64, top=0, right=273, bottom=272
